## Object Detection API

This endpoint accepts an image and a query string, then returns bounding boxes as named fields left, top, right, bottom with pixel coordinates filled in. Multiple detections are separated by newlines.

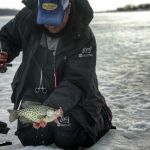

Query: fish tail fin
left=7, top=109, right=18, bottom=122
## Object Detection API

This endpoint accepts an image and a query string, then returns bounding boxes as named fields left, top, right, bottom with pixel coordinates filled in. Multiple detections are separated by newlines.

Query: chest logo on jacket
left=57, top=116, right=71, bottom=127
left=78, top=46, right=93, bottom=58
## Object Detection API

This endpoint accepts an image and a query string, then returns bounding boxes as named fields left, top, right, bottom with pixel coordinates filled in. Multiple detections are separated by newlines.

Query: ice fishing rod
left=6, top=63, right=13, bottom=67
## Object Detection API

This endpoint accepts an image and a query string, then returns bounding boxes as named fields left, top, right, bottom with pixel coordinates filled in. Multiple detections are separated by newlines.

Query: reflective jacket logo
left=78, top=46, right=93, bottom=58
left=42, top=3, right=57, bottom=11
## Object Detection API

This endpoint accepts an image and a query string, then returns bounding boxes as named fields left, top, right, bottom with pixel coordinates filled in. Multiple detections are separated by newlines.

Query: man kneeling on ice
left=0, top=0, right=114, bottom=149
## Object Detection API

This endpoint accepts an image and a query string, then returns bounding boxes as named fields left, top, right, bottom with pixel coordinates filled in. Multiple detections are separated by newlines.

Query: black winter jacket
left=0, top=0, right=113, bottom=146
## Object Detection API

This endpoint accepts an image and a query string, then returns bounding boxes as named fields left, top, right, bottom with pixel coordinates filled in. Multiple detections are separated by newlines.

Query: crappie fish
left=8, top=105, right=63, bottom=129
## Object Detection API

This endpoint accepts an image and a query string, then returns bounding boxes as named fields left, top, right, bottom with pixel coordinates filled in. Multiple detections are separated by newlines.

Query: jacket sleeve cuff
left=43, top=80, right=83, bottom=113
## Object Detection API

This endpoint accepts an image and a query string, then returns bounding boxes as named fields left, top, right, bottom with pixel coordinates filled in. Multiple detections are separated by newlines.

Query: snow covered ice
left=1, top=12, right=150, bottom=149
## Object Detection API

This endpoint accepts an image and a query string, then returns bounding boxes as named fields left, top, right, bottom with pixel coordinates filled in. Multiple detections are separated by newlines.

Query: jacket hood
left=22, top=0, right=93, bottom=27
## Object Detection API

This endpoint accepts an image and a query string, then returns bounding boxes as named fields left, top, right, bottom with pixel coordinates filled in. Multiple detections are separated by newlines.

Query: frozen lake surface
left=0, top=11, right=150, bottom=149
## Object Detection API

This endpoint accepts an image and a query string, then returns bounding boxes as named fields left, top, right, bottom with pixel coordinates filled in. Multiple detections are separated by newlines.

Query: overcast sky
left=0, top=0, right=150, bottom=11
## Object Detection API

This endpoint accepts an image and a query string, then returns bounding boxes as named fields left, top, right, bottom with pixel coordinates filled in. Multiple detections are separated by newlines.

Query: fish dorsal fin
left=7, top=109, right=18, bottom=123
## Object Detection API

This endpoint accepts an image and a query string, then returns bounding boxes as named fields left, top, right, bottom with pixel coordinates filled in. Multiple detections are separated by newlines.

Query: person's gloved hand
left=0, top=121, right=9, bottom=134
left=0, top=52, right=8, bottom=73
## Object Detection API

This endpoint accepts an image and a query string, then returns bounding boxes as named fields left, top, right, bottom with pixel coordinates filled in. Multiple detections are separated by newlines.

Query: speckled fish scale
left=18, top=105, right=54, bottom=122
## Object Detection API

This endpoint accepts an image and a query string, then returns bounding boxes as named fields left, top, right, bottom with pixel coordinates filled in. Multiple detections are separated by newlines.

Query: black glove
left=0, top=141, right=12, bottom=146
left=0, top=121, right=12, bottom=147
left=0, top=121, right=9, bottom=134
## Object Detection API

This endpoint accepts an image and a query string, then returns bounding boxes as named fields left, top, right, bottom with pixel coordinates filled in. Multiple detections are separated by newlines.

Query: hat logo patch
left=42, top=3, right=57, bottom=11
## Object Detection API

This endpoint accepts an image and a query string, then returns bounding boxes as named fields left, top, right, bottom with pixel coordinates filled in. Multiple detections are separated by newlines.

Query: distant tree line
left=0, top=9, right=19, bottom=16
left=117, top=4, right=150, bottom=11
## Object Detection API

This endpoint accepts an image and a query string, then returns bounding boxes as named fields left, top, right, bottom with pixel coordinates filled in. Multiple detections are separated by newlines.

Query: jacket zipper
left=53, top=49, right=57, bottom=88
